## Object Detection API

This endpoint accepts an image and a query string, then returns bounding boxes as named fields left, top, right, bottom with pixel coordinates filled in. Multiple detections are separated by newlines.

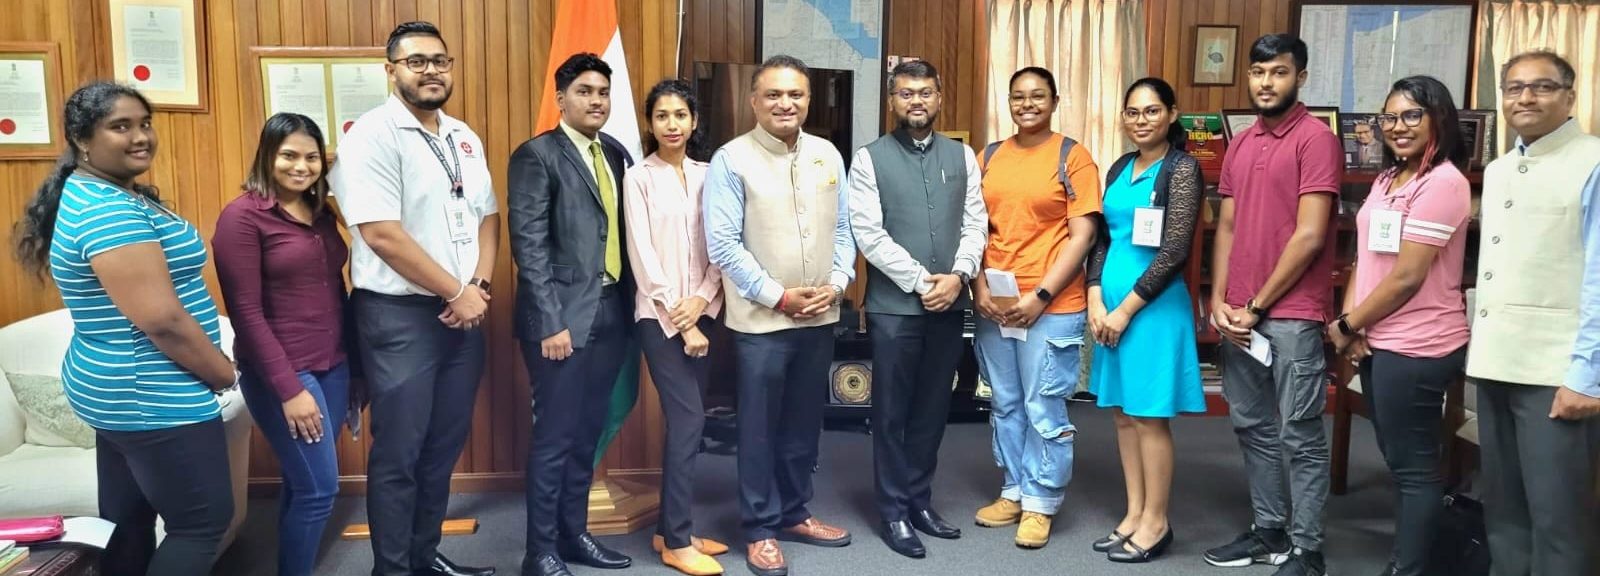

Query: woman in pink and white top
left=621, top=78, right=730, bottom=576
left=1327, top=75, right=1471, bottom=576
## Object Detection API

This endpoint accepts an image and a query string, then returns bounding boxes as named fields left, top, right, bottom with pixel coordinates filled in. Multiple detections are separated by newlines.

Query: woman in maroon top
left=213, top=113, right=350, bottom=576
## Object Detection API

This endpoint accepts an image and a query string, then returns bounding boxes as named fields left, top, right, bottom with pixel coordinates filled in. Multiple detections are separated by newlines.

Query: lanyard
left=419, top=131, right=463, bottom=198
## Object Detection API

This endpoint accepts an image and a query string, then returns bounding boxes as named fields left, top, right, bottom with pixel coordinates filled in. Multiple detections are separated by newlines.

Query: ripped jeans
left=974, top=312, right=1085, bottom=515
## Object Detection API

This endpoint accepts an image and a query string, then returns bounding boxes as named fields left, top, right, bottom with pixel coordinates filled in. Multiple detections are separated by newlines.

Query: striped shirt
left=49, top=173, right=222, bottom=431
left=1352, top=162, right=1472, bottom=358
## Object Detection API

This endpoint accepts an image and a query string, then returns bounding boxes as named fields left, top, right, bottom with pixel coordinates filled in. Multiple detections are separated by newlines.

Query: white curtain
left=984, top=0, right=1146, bottom=170
left=1481, top=0, right=1600, bottom=143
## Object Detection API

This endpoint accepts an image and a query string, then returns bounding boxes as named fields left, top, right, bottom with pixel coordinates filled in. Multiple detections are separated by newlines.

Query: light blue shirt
left=1570, top=163, right=1600, bottom=398
left=703, top=145, right=855, bottom=309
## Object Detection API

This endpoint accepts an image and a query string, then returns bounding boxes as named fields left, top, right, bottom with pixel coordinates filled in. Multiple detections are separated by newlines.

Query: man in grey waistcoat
left=847, top=60, right=988, bottom=559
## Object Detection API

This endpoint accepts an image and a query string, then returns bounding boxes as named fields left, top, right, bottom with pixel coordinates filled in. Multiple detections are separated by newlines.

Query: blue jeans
left=974, top=312, right=1084, bottom=515
left=241, top=363, right=350, bottom=576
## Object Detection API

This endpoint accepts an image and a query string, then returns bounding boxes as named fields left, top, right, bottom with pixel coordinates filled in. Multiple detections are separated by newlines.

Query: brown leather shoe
left=744, top=539, right=787, bottom=576
left=778, top=517, right=852, bottom=547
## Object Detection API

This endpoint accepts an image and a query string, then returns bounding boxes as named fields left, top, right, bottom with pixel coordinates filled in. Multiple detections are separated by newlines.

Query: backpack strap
left=980, top=141, right=1002, bottom=176
left=1057, top=136, right=1078, bottom=200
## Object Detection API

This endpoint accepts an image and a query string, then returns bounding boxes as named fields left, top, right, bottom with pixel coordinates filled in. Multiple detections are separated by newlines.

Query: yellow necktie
left=590, top=141, right=622, bottom=280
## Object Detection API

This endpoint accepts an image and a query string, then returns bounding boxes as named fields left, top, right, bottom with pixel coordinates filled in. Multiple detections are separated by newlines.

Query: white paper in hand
left=1247, top=329, right=1273, bottom=366
left=983, top=268, right=1028, bottom=341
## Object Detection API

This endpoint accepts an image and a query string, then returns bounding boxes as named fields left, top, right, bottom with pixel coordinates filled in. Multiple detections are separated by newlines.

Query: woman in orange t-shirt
left=970, top=66, right=1102, bottom=550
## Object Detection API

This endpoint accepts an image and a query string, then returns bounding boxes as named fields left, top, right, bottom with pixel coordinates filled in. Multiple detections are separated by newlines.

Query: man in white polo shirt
left=329, top=21, right=498, bottom=576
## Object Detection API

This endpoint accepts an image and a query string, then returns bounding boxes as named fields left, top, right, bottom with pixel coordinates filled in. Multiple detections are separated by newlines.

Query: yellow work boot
left=975, top=497, right=1022, bottom=527
left=1014, top=511, right=1052, bottom=548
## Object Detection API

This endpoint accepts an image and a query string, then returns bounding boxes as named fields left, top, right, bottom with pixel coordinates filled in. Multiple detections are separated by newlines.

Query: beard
left=897, top=110, right=939, bottom=131
left=1252, top=84, right=1300, bottom=118
left=398, top=79, right=450, bottom=111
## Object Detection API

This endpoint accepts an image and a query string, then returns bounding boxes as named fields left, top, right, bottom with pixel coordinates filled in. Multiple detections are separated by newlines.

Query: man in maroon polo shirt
left=1201, top=34, right=1341, bottom=576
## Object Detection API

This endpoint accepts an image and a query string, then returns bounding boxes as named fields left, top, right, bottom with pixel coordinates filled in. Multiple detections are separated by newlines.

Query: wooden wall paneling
left=1145, top=0, right=1291, bottom=114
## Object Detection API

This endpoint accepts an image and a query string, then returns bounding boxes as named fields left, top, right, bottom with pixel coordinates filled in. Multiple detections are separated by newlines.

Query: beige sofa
left=0, top=308, right=253, bottom=549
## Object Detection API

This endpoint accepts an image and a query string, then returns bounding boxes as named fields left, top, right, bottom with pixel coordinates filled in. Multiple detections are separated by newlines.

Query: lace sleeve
left=1131, top=156, right=1202, bottom=301
left=1086, top=212, right=1109, bottom=288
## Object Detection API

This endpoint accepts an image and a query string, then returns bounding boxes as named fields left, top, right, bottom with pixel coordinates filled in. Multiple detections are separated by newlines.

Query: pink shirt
left=1353, top=162, right=1472, bottom=358
left=622, top=154, right=724, bottom=337
left=1218, top=103, right=1344, bottom=322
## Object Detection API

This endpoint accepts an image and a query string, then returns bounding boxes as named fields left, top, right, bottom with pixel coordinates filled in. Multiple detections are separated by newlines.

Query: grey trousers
left=1476, top=379, right=1600, bottom=576
left=1219, top=317, right=1330, bottom=551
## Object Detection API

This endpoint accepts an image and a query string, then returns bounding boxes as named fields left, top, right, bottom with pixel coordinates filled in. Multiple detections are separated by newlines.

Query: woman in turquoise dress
left=1085, top=77, right=1205, bottom=564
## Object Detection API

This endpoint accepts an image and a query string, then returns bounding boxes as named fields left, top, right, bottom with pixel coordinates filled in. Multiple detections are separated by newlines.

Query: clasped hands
left=775, top=285, right=841, bottom=319
left=439, top=283, right=490, bottom=330
left=972, top=281, right=1046, bottom=329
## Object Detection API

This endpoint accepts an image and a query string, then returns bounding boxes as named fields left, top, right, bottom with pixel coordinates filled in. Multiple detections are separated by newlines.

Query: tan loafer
left=653, top=534, right=731, bottom=556
left=745, top=539, right=787, bottom=576
left=778, top=516, right=852, bottom=547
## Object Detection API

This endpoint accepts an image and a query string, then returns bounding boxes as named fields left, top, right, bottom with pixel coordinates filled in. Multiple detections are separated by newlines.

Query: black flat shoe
left=421, top=553, right=496, bottom=576
left=1091, top=530, right=1129, bottom=553
left=881, top=520, right=926, bottom=558
left=909, top=509, right=961, bottom=540
left=1107, top=526, right=1173, bottom=563
left=558, top=533, right=632, bottom=569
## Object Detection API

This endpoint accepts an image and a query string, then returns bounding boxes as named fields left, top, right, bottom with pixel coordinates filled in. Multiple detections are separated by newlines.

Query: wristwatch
left=830, top=284, right=845, bottom=306
left=956, top=270, right=972, bottom=284
left=1245, top=298, right=1267, bottom=317
left=1035, top=286, right=1054, bottom=302
left=468, top=277, right=492, bottom=295
left=1335, top=313, right=1354, bottom=336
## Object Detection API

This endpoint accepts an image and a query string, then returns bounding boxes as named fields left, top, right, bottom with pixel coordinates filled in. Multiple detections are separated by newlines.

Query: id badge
left=1132, top=207, right=1164, bottom=247
left=444, top=196, right=475, bottom=244
left=1367, top=209, right=1402, bottom=254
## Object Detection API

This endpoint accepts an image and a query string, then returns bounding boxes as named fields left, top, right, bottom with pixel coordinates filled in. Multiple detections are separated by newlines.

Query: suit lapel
left=552, top=130, right=602, bottom=206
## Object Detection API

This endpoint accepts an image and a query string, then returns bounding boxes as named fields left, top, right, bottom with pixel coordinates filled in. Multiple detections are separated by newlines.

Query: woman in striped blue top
left=11, top=82, right=237, bottom=576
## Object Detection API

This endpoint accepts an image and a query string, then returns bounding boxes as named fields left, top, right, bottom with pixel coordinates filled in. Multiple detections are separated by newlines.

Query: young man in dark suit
left=507, top=52, right=635, bottom=576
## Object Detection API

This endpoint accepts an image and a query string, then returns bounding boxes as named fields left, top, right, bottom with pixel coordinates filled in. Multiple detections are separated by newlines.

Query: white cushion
left=0, top=444, right=99, bottom=518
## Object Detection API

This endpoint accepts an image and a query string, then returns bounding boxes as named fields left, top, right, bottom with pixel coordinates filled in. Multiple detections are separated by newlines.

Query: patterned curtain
left=1481, top=0, right=1600, bottom=144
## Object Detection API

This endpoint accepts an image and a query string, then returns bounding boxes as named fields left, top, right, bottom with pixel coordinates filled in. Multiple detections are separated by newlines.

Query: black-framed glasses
left=390, top=55, right=454, bottom=73
left=1501, top=80, right=1570, bottom=99
left=1375, top=109, right=1426, bottom=130
left=893, top=88, right=938, bottom=101
left=1121, top=105, right=1167, bottom=123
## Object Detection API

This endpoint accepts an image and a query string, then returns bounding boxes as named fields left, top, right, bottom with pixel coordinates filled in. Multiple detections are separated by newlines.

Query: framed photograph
left=248, top=47, right=390, bottom=153
left=1458, top=109, right=1497, bottom=169
left=1457, top=112, right=1487, bottom=170
left=1221, top=109, right=1258, bottom=142
left=1193, top=25, right=1240, bottom=86
left=1307, top=107, right=1341, bottom=138
left=0, top=42, right=66, bottom=160
left=106, top=0, right=209, bottom=111
left=938, top=130, right=969, bottom=146
left=1340, top=113, right=1383, bottom=171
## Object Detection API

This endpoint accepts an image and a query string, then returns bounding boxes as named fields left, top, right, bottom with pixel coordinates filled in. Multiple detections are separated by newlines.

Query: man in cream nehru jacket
left=1469, top=49, right=1600, bottom=576
left=703, top=54, right=856, bottom=576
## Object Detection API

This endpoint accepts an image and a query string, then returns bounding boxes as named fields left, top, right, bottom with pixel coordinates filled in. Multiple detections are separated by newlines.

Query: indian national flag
left=535, top=0, right=643, bottom=163
left=535, top=0, right=644, bottom=464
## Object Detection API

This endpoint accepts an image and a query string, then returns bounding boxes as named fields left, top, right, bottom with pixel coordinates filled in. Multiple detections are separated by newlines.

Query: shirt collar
left=751, top=124, right=799, bottom=155
left=1513, top=118, right=1581, bottom=157
left=1256, top=102, right=1311, bottom=139
left=383, top=94, right=463, bottom=136
left=560, top=120, right=600, bottom=152
left=890, top=128, right=937, bottom=153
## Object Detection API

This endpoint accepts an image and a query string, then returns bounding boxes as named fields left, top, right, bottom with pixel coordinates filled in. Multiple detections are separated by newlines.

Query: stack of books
left=0, top=540, right=29, bottom=573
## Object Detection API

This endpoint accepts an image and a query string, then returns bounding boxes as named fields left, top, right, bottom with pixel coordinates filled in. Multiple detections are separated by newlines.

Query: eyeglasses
left=1375, top=109, right=1426, bottom=130
left=1501, top=80, right=1570, bottom=99
left=1121, top=105, right=1167, bottom=123
left=893, top=88, right=938, bottom=101
left=390, top=55, right=454, bottom=73
left=1008, top=93, right=1051, bottom=106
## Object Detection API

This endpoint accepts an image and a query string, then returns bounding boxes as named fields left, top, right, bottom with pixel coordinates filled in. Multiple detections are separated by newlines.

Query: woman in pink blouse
left=1327, top=76, right=1471, bottom=576
left=622, top=79, right=729, bottom=576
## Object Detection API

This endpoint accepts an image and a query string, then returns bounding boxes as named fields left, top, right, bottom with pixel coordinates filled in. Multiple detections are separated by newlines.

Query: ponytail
left=12, top=148, right=78, bottom=278
left=1165, top=117, right=1188, bottom=154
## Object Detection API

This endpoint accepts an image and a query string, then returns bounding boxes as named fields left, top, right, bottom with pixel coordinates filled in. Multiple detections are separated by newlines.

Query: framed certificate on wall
left=0, top=42, right=65, bottom=159
left=107, top=0, right=209, bottom=111
left=248, top=47, right=391, bottom=152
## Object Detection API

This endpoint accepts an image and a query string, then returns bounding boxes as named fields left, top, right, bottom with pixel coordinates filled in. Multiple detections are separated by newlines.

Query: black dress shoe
left=909, top=509, right=961, bottom=540
left=558, top=532, right=632, bottom=569
left=422, top=553, right=496, bottom=576
left=1107, top=526, right=1173, bottom=563
left=1091, top=530, right=1128, bottom=553
left=522, top=552, right=574, bottom=576
left=881, top=520, right=926, bottom=559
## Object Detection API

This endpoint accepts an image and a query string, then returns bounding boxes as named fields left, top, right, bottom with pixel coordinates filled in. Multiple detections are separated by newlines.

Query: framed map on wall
left=1293, top=1, right=1478, bottom=112
left=760, top=0, right=888, bottom=152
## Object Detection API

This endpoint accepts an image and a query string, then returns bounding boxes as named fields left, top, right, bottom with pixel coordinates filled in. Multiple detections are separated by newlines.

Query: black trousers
left=97, top=417, right=233, bottom=576
left=734, top=325, right=833, bottom=542
left=1477, top=378, right=1600, bottom=576
left=868, top=311, right=963, bottom=522
left=353, top=290, right=486, bottom=576
left=521, top=286, right=630, bottom=559
left=1359, top=346, right=1465, bottom=576
left=637, top=317, right=712, bottom=549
